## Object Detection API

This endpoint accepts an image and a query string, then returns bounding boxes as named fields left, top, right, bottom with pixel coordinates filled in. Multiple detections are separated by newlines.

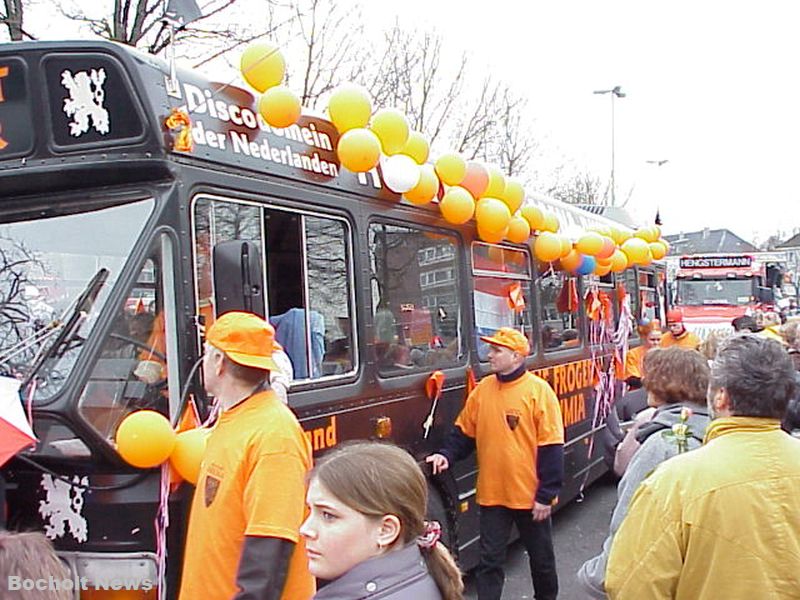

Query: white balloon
left=382, top=154, right=420, bottom=193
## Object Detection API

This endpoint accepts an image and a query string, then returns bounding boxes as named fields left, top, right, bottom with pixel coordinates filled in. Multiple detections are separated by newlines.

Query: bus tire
left=426, top=484, right=453, bottom=553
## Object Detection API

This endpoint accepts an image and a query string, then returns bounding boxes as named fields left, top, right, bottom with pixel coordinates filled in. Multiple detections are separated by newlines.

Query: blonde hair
left=0, top=532, right=72, bottom=600
left=312, top=442, right=463, bottom=600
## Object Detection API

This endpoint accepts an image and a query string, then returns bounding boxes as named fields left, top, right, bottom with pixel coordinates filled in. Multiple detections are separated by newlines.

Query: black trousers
left=476, top=505, right=558, bottom=600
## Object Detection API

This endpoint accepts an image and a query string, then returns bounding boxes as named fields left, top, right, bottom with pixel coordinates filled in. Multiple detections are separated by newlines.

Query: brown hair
left=0, top=532, right=72, bottom=600
left=643, top=347, right=709, bottom=406
left=311, top=442, right=463, bottom=600
left=699, top=331, right=724, bottom=361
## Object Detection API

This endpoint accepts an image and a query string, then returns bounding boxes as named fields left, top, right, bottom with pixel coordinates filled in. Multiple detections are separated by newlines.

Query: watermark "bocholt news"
left=7, top=575, right=155, bottom=592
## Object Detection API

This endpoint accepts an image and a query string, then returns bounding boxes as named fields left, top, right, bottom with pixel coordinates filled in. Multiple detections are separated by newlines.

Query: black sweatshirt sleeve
left=535, top=444, right=564, bottom=505
left=438, top=425, right=476, bottom=465
left=234, top=536, right=293, bottom=600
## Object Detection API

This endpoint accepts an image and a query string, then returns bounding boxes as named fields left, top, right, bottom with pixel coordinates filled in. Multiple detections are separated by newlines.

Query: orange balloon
left=506, top=215, right=531, bottom=244
left=596, top=236, right=616, bottom=260
left=594, top=261, right=612, bottom=277
left=609, top=249, right=629, bottom=272
left=337, top=128, right=381, bottom=172
left=576, top=231, right=605, bottom=256
left=404, top=164, right=439, bottom=205
left=258, top=86, right=301, bottom=128
left=560, top=249, right=584, bottom=272
left=477, top=222, right=508, bottom=243
left=533, top=232, right=562, bottom=263
left=460, top=162, right=489, bottom=199
left=169, top=428, right=210, bottom=485
left=500, top=180, right=525, bottom=214
left=116, top=410, right=176, bottom=468
left=521, top=205, right=545, bottom=231
left=439, top=186, right=475, bottom=224
left=475, top=197, right=511, bottom=234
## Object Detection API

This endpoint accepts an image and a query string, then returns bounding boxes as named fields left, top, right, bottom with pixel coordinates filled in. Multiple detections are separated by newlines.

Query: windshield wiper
left=22, top=268, right=109, bottom=390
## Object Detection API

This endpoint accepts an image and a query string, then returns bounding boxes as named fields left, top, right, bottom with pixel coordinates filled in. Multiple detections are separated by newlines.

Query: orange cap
left=666, top=309, right=684, bottom=324
left=480, top=327, right=530, bottom=355
left=206, top=311, right=280, bottom=372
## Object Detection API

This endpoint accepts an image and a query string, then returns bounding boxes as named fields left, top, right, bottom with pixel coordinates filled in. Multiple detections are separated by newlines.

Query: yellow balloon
left=116, top=410, right=176, bottom=468
left=169, top=428, right=210, bottom=485
left=500, top=179, right=525, bottom=214
left=559, top=235, right=573, bottom=258
left=240, top=42, right=286, bottom=93
left=258, top=86, right=301, bottom=128
left=649, top=240, right=668, bottom=260
left=594, top=261, right=612, bottom=277
left=621, top=237, right=650, bottom=265
left=659, top=238, right=671, bottom=254
left=328, top=84, right=372, bottom=133
left=403, top=164, right=439, bottom=205
left=575, top=231, right=605, bottom=256
left=506, top=215, right=531, bottom=244
left=610, top=249, right=629, bottom=272
left=634, top=227, right=659, bottom=243
left=475, top=197, right=512, bottom=234
left=401, top=132, right=430, bottom=164
left=477, top=222, right=508, bottom=243
left=542, top=212, right=559, bottom=233
left=434, top=153, right=467, bottom=186
left=533, top=232, right=562, bottom=263
left=370, top=108, right=409, bottom=155
left=439, top=186, right=475, bottom=224
left=521, top=205, right=545, bottom=231
left=337, top=128, right=381, bottom=173
left=482, top=167, right=506, bottom=199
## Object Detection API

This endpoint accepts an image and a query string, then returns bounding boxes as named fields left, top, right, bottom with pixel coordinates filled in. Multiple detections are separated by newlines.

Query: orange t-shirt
left=661, top=330, right=701, bottom=350
left=179, top=391, right=314, bottom=600
left=455, top=372, right=564, bottom=509
left=624, top=345, right=647, bottom=380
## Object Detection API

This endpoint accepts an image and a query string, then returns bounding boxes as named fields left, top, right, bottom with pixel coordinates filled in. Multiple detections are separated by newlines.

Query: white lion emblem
left=39, top=474, right=89, bottom=543
left=61, top=68, right=110, bottom=137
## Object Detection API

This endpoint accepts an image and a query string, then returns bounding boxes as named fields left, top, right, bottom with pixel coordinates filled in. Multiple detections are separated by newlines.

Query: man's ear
left=713, top=387, right=732, bottom=414
left=376, top=514, right=401, bottom=550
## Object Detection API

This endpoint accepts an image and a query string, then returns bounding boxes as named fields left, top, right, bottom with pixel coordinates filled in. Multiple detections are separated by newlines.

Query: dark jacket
left=313, top=543, right=442, bottom=600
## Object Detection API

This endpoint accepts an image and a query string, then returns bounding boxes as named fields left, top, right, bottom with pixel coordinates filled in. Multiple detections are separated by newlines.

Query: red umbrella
left=0, top=376, right=36, bottom=467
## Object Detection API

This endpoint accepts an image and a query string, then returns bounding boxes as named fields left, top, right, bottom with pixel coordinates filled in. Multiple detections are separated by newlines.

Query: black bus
left=0, top=40, right=665, bottom=598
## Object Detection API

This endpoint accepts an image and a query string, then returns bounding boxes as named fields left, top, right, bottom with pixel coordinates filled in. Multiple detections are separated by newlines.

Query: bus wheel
left=426, top=484, right=453, bottom=552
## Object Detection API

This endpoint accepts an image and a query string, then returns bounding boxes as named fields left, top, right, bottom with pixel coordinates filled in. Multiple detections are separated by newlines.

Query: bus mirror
left=212, top=240, right=266, bottom=318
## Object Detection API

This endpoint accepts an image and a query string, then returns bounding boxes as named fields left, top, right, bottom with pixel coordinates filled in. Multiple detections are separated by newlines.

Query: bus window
left=537, top=270, right=581, bottom=351
left=471, top=243, right=534, bottom=360
left=193, top=196, right=355, bottom=384
left=623, top=269, right=640, bottom=335
left=638, top=268, right=661, bottom=324
left=369, top=224, right=463, bottom=373
left=0, top=199, right=154, bottom=402
left=77, top=236, right=177, bottom=446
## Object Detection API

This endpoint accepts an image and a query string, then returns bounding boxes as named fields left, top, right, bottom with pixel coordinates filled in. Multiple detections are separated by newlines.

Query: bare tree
left=549, top=171, right=608, bottom=205
left=1, top=0, right=28, bottom=41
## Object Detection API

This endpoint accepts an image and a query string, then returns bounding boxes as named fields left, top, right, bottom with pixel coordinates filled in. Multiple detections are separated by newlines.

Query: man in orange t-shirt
left=661, top=309, right=701, bottom=350
left=427, top=328, right=564, bottom=600
left=179, top=312, right=314, bottom=600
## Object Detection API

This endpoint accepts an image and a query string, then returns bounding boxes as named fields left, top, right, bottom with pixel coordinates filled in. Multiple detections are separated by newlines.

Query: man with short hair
left=606, top=335, right=800, bottom=599
left=179, top=311, right=314, bottom=600
left=660, top=309, right=700, bottom=349
left=426, top=327, right=564, bottom=600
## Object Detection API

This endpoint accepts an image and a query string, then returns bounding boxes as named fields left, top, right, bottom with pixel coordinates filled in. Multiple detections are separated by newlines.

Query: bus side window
left=192, top=196, right=356, bottom=387
left=369, top=223, right=463, bottom=374
left=623, top=269, right=640, bottom=335
left=471, top=243, right=535, bottom=360
left=537, top=270, right=581, bottom=352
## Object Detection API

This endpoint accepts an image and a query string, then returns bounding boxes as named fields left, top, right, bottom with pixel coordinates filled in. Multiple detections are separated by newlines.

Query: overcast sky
left=19, top=0, right=800, bottom=244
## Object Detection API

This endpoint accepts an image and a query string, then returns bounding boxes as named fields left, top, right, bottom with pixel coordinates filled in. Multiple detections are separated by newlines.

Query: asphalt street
left=464, top=473, right=618, bottom=600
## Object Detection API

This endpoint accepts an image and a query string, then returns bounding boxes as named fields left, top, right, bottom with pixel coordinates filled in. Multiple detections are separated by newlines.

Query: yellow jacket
left=606, top=417, right=800, bottom=599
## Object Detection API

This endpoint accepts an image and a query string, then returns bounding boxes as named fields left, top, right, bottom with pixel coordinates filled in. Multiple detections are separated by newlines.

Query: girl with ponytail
left=300, top=441, right=463, bottom=600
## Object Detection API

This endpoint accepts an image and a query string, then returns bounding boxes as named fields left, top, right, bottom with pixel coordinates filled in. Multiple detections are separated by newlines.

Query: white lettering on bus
left=228, top=129, right=338, bottom=177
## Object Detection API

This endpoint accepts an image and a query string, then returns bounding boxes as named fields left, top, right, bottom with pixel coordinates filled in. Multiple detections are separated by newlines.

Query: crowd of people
left=3, top=308, right=800, bottom=600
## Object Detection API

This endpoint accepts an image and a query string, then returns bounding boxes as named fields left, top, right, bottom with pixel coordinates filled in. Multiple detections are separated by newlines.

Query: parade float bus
left=670, top=252, right=786, bottom=338
left=0, top=41, right=665, bottom=597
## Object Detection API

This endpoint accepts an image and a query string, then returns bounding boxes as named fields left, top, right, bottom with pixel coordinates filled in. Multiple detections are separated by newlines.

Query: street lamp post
left=593, top=85, right=626, bottom=206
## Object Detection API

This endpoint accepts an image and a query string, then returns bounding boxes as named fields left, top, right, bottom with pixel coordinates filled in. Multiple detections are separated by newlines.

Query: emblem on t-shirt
left=204, top=475, right=221, bottom=507
left=505, top=410, right=521, bottom=431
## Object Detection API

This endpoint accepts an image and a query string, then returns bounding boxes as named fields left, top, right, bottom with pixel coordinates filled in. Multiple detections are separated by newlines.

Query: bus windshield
left=676, top=278, right=754, bottom=306
left=0, top=199, right=154, bottom=401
